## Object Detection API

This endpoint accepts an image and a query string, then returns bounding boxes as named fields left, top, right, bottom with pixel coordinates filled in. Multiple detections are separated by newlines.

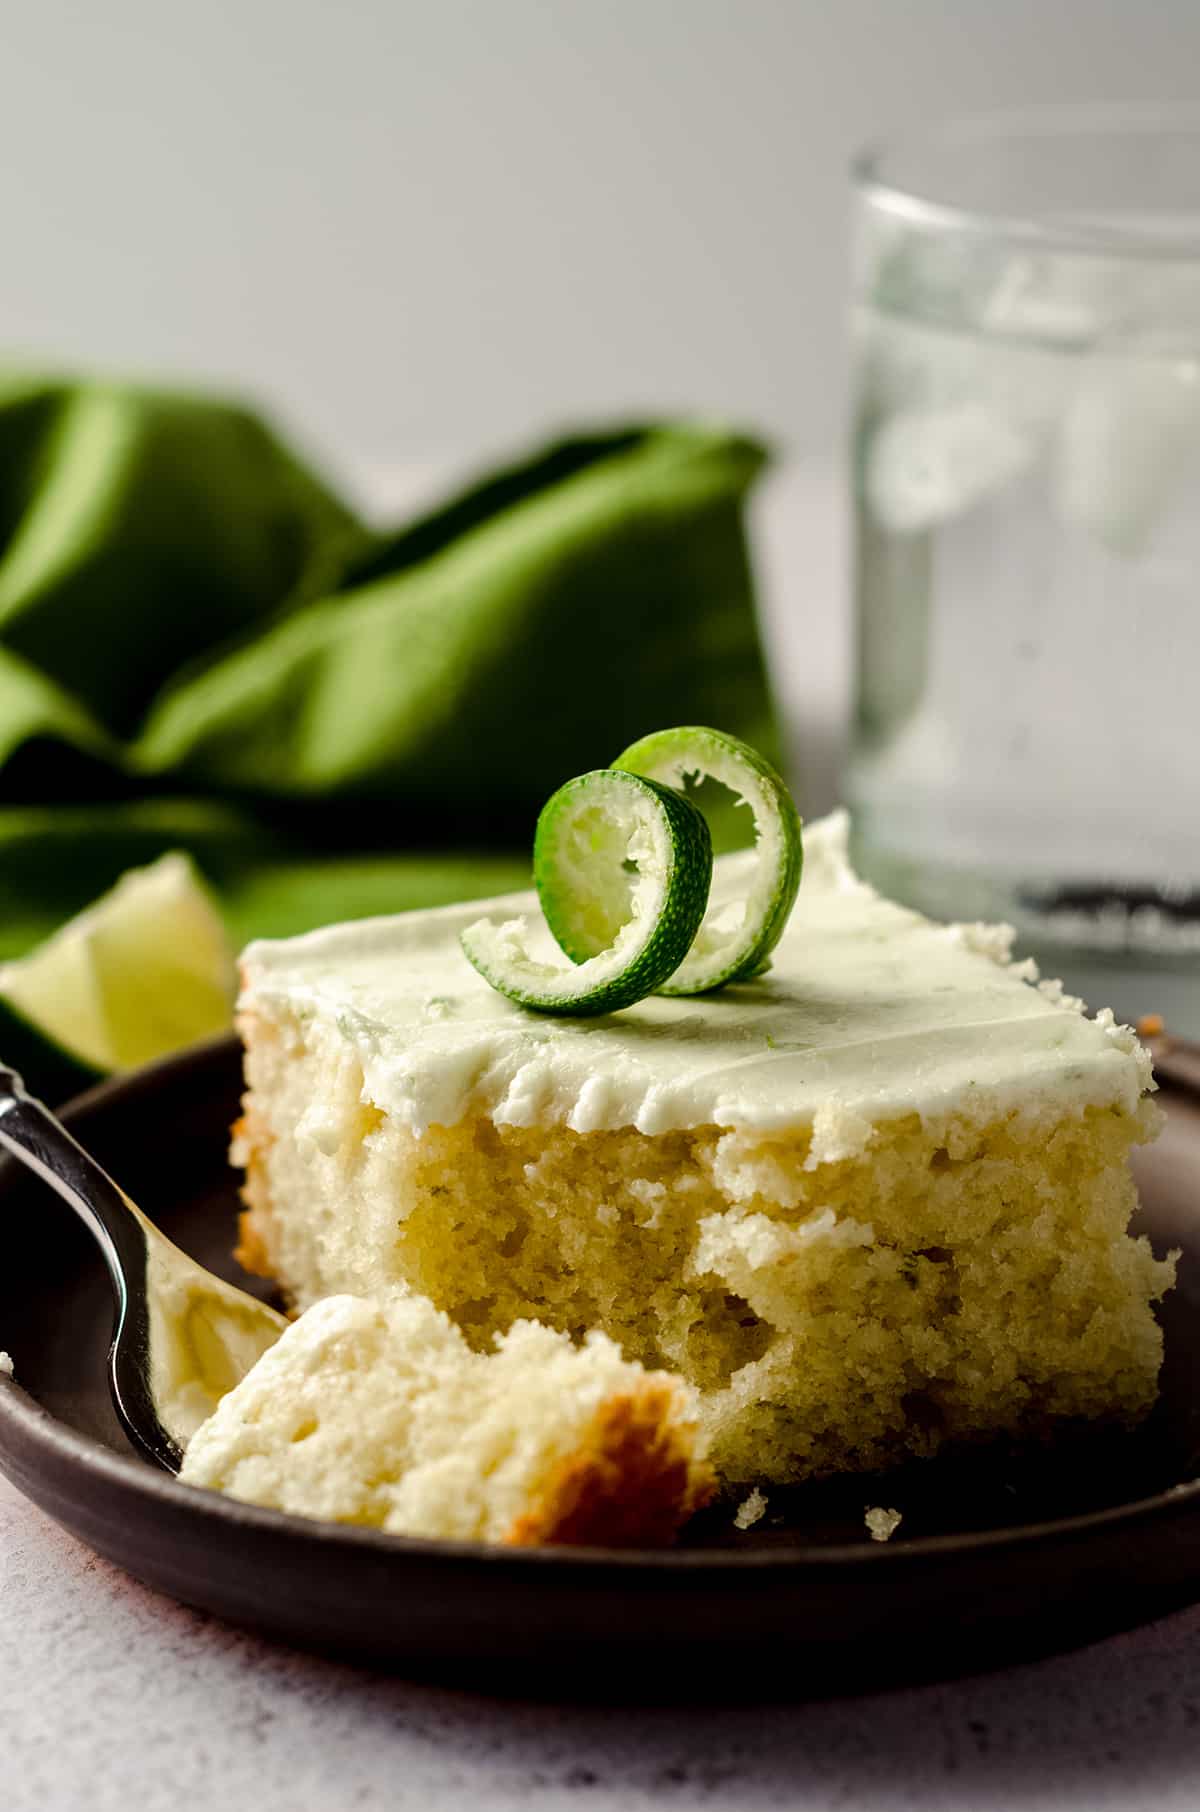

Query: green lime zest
left=460, top=769, right=712, bottom=1016
left=609, top=725, right=802, bottom=994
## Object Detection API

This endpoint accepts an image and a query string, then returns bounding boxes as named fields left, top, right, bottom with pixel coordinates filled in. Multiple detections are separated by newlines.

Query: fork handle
left=0, top=1066, right=146, bottom=1303
left=0, top=1066, right=178, bottom=1469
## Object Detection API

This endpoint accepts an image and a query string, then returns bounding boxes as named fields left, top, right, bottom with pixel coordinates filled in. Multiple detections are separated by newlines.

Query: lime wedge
left=0, top=853, right=236, bottom=1096
left=611, top=725, right=802, bottom=994
left=461, top=770, right=712, bottom=1016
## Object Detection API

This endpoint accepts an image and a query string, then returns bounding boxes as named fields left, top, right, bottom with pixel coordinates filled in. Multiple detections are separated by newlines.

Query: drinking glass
left=848, top=108, right=1200, bottom=1028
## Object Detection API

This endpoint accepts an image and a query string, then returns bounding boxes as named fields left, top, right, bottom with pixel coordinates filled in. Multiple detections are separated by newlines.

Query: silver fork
left=0, top=1066, right=286, bottom=1470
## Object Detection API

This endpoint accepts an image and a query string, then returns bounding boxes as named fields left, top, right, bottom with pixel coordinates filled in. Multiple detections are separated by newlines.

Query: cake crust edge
left=505, top=1380, right=716, bottom=1548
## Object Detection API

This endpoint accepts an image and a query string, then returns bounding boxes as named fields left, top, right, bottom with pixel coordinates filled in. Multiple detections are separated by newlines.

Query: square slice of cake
left=232, top=814, right=1174, bottom=1488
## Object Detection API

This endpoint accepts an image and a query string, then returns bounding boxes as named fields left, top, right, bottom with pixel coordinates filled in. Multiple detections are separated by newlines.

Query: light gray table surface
left=7, top=1464, right=1200, bottom=1812
left=5, top=460, right=1200, bottom=1812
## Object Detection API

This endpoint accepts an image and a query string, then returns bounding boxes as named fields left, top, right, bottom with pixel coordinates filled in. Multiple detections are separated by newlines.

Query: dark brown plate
left=1, top=1033, right=1199, bottom=1696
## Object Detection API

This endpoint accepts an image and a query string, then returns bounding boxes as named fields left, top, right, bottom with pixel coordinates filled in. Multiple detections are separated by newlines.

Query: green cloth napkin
left=0, top=375, right=775, bottom=961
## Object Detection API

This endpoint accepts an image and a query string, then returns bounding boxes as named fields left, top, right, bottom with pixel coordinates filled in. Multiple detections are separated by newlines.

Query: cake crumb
left=1137, top=1013, right=1165, bottom=1038
left=0, top=1352, right=13, bottom=1378
left=865, top=1505, right=902, bottom=1543
left=627, top=1178, right=667, bottom=1229
left=734, top=1487, right=768, bottom=1530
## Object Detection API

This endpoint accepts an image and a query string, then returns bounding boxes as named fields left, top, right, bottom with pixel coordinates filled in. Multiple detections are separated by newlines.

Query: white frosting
left=240, top=813, right=1152, bottom=1142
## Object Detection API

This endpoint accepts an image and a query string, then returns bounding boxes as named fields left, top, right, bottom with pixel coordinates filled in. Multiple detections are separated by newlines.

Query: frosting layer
left=240, top=814, right=1152, bottom=1142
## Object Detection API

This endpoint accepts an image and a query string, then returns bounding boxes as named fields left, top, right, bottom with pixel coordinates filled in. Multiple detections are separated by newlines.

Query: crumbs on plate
left=865, top=1506, right=902, bottom=1543
left=734, top=1487, right=768, bottom=1530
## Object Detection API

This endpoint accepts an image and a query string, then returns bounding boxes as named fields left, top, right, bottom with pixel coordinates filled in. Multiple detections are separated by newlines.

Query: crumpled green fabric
left=0, top=375, right=775, bottom=961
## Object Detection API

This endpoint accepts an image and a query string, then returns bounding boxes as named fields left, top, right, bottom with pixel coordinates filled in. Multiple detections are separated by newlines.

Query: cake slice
left=180, top=1292, right=712, bottom=1545
left=232, top=813, right=1175, bottom=1488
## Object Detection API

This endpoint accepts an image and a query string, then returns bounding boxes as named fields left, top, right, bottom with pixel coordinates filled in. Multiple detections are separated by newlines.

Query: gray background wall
left=3, top=1, right=1197, bottom=481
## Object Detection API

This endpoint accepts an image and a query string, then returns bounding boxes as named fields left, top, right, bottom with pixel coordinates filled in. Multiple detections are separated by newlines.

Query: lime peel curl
left=460, top=727, right=802, bottom=1016
left=460, top=769, right=712, bottom=1017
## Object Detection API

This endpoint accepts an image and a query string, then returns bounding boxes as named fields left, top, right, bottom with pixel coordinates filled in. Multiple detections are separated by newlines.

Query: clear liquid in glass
left=849, top=295, right=1200, bottom=1017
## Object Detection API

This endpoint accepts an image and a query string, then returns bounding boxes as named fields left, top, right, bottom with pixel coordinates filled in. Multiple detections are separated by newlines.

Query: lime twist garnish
left=460, top=769, right=713, bottom=1016
left=609, top=726, right=803, bottom=994
left=460, top=727, right=803, bottom=1017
